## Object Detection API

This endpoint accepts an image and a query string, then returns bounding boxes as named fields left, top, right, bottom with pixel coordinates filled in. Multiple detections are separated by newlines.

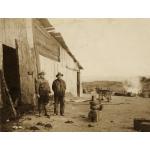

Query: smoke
left=123, top=77, right=142, bottom=94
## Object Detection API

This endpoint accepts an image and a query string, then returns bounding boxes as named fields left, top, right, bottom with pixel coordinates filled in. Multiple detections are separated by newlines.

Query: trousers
left=54, top=95, right=65, bottom=115
left=38, top=95, right=49, bottom=115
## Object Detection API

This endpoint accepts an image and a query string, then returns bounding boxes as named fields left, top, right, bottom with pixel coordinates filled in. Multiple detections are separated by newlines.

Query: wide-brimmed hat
left=38, top=71, right=45, bottom=75
left=56, top=72, right=63, bottom=77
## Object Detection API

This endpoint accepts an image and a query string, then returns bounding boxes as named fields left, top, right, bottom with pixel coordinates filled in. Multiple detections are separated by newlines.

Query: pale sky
left=50, top=19, right=150, bottom=82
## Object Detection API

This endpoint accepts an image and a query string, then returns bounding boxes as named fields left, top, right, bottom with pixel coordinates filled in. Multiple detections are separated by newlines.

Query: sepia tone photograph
left=0, top=18, right=150, bottom=132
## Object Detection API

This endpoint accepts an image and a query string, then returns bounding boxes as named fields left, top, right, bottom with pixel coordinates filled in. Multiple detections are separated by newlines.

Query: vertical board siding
left=32, top=19, right=60, bottom=62
left=0, top=19, right=36, bottom=105
left=0, top=18, right=81, bottom=109
left=39, top=44, right=80, bottom=96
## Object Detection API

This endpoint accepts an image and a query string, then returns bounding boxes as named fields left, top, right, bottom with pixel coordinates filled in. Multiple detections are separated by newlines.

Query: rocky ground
left=1, top=94, right=150, bottom=132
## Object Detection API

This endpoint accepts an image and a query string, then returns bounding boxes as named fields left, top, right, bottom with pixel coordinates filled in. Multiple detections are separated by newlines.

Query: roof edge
left=38, top=18, right=83, bottom=70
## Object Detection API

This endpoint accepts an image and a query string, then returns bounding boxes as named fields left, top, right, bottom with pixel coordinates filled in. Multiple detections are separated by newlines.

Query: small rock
left=110, top=120, right=114, bottom=123
left=44, top=123, right=53, bottom=128
left=6, top=119, right=10, bottom=122
left=88, top=124, right=94, bottom=127
left=29, top=126, right=40, bottom=130
left=18, top=126, right=23, bottom=129
left=12, top=126, right=18, bottom=130
left=65, top=120, right=74, bottom=124
left=36, top=122, right=45, bottom=126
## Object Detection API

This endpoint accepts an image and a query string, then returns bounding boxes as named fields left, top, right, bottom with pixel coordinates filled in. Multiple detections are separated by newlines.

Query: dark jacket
left=36, top=78, right=51, bottom=96
left=52, top=79, right=66, bottom=96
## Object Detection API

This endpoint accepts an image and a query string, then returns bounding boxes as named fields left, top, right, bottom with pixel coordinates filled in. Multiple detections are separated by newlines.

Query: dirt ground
left=2, top=94, right=150, bottom=132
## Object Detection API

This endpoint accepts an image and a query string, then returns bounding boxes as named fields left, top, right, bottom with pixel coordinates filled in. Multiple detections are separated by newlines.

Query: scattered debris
left=36, top=122, right=45, bottom=126
left=65, top=120, right=74, bottom=124
left=12, top=125, right=23, bottom=130
left=44, top=123, right=53, bottom=128
left=29, top=126, right=40, bottom=131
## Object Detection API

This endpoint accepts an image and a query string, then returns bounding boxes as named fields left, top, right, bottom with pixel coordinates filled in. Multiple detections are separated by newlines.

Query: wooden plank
left=33, top=19, right=60, bottom=62
left=0, top=70, right=17, bottom=118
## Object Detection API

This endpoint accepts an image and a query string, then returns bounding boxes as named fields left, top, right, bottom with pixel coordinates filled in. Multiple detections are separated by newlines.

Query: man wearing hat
left=52, top=72, right=66, bottom=116
left=37, top=71, right=51, bottom=117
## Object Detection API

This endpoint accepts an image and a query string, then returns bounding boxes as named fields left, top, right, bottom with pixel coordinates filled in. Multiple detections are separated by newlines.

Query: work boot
left=45, top=114, right=50, bottom=118
left=44, top=113, right=49, bottom=116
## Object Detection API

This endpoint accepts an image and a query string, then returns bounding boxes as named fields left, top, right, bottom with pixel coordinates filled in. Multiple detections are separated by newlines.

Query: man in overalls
left=37, top=71, right=51, bottom=117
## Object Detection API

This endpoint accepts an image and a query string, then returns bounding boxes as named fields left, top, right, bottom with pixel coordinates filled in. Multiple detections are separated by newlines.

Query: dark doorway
left=2, top=45, right=21, bottom=104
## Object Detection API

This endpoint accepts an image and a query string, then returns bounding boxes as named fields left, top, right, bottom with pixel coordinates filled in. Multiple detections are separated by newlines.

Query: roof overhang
left=37, top=18, right=83, bottom=70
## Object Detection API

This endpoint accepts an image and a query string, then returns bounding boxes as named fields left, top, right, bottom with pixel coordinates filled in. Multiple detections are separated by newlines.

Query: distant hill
left=82, top=81, right=126, bottom=93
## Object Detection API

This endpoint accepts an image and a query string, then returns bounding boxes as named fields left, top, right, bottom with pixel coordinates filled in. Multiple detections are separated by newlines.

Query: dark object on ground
left=29, top=126, right=40, bottom=131
left=140, top=122, right=150, bottom=132
left=36, top=122, right=45, bottom=126
left=44, top=123, right=53, bottom=128
left=88, top=124, right=94, bottom=127
left=65, top=120, right=74, bottom=124
left=134, top=118, right=150, bottom=131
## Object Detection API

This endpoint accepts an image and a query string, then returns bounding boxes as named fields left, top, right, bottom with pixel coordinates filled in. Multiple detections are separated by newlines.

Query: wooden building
left=0, top=18, right=83, bottom=110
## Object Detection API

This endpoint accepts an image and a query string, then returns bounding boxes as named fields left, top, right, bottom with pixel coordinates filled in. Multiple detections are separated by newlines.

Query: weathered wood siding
left=0, top=19, right=36, bottom=105
left=32, top=19, right=80, bottom=96
left=0, top=18, right=82, bottom=109
left=59, top=47, right=79, bottom=96
left=32, top=19, right=60, bottom=62
left=39, top=45, right=80, bottom=96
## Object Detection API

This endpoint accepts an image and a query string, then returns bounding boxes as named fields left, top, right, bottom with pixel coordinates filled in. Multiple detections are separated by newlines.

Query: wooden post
left=77, top=71, right=80, bottom=97
left=0, top=42, right=3, bottom=130
left=0, top=41, right=3, bottom=108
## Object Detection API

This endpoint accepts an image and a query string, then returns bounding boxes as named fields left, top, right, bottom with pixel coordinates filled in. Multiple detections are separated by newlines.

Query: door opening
left=2, top=45, right=21, bottom=105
